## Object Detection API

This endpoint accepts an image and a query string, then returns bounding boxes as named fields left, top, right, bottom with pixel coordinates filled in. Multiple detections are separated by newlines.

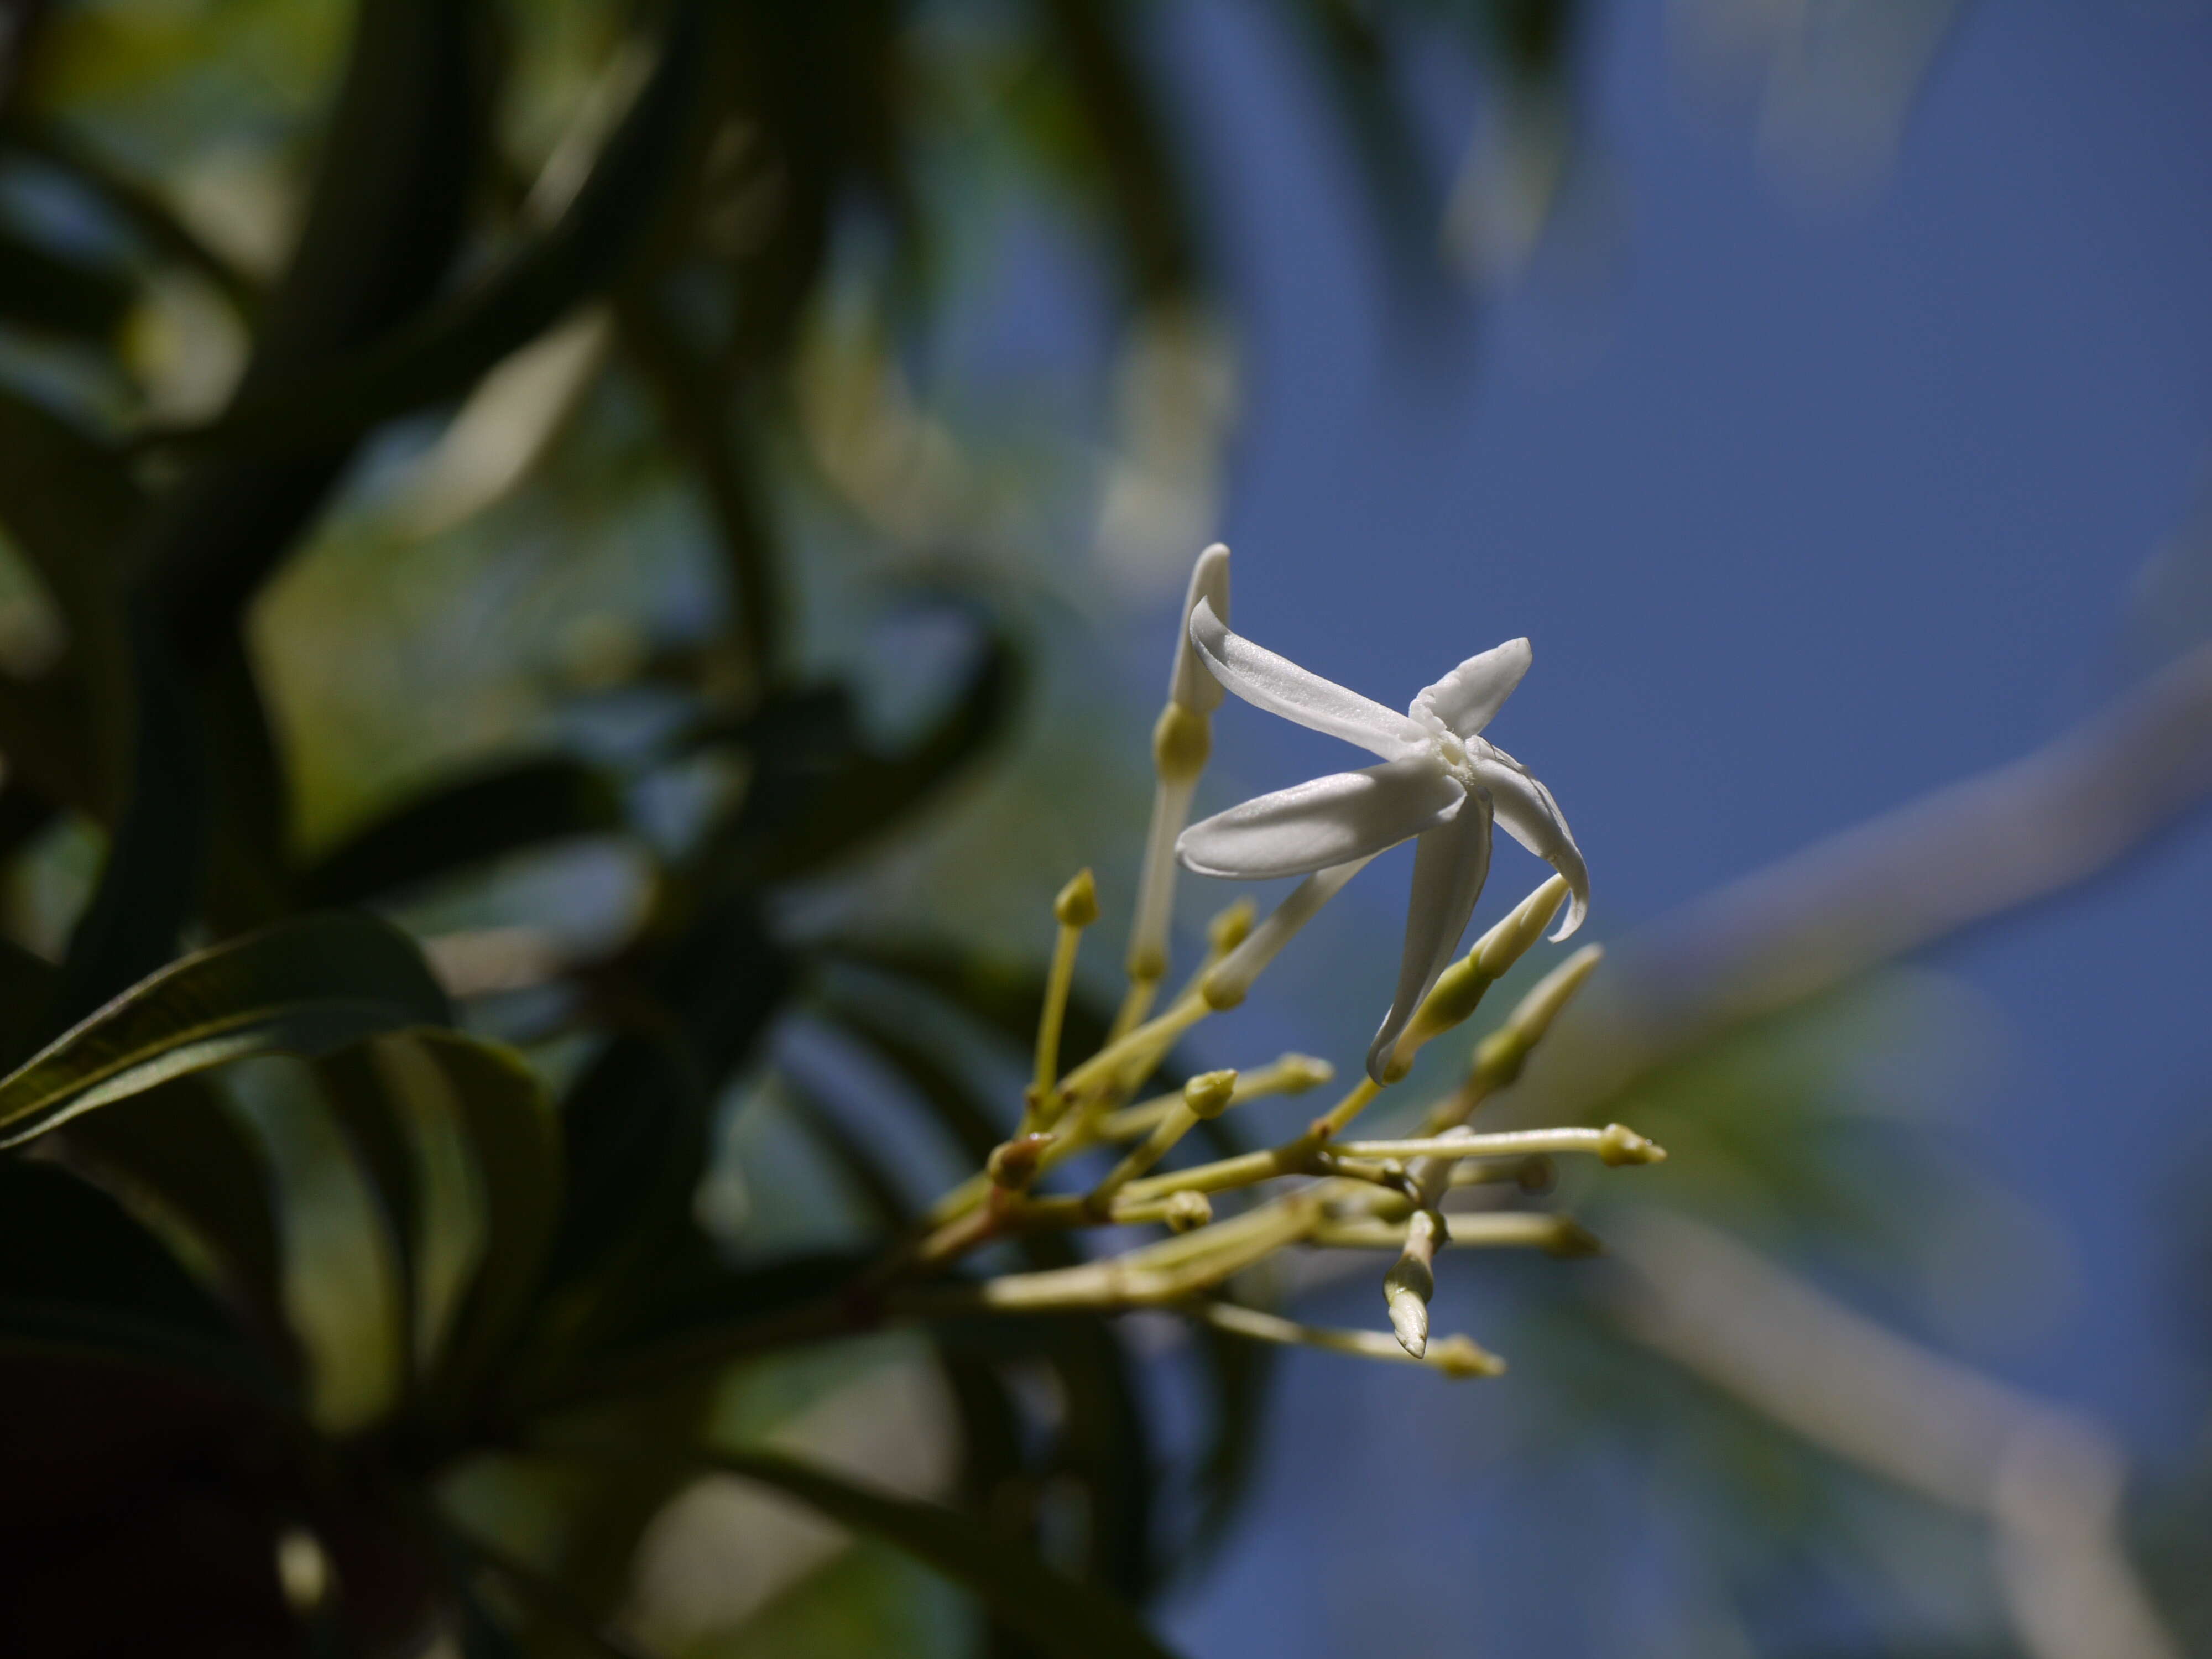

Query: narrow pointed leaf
left=301, top=757, right=624, bottom=906
left=0, top=912, right=452, bottom=1148
left=705, top=1448, right=1183, bottom=1659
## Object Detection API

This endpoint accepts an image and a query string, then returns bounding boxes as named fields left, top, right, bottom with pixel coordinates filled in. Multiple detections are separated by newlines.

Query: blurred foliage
left=0, top=3, right=2194, bottom=1657
left=0, top=1, right=1588, bottom=1655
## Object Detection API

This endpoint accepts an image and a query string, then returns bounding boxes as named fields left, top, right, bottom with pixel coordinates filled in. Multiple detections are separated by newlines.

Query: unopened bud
left=1540, top=1217, right=1605, bottom=1258
left=1384, top=1261, right=1433, bottom=1357
left=1183, top=1069, right=1238, bottom=1119
left=1596, top=1123, right=1666, bottom=1166
left=1509, top=943, right=1601, bottom=1045
left=1206, top=896, right=1256, bottom=956
left=1473, top=876, right=1569, bottom=979
left=1267, top=1053, right=1333, bottom=1093
left=1054, top=868, right=1100, bottom=927
left=1427, top=1334, right=1507, bottom=1379
left=1167, top=544, right=1232, bottom=714
left=1163, top=1190, right=1213, bottom=1233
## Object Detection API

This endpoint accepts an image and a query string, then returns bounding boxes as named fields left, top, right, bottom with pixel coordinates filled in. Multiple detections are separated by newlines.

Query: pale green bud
left=1053, top=868, right=1100, bottom=927
left=1183, top=1068, right=1239, bottom=1119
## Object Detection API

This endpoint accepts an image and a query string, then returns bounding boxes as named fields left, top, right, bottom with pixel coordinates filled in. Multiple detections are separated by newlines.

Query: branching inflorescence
left=877, top=545, right=1666, bottom=1378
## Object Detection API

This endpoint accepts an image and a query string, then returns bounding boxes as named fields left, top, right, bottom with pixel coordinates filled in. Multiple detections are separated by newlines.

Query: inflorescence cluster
left=881, top=545, right=1665, bottom=1376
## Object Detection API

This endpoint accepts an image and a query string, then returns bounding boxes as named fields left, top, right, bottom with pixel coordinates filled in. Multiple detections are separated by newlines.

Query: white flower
left=1175, top=598, right=1587, bottom=1083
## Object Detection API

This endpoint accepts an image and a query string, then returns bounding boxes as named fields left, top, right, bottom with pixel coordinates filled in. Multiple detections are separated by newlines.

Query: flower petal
left=1168, top=544, right=1233, bottom=713
left=1366, top=797, right=1493, bottom=1084
left=1471, top=744, right=1587, bottom=938
left=1412, top=638, right=1531, bottom=738
left=1177, top=757, right=1464, bottom=880
left=1188, top=598, right=1426, bottom=759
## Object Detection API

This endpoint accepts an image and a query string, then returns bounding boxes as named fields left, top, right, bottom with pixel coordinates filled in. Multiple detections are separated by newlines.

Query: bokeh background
left=2, top=2, right=2209, bottom=1656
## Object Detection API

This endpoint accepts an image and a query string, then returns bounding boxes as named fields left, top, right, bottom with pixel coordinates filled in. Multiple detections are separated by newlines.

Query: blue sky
left=1112, top=3, right=2212, bottom=1651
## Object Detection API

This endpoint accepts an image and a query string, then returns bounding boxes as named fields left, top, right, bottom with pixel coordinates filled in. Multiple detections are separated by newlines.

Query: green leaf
left=64, top=1074, right=294, bottom=1375
left=418, top=1032, right=562, bottom=1405
left=1034, top=0, right=1202, bottom=307
left=1185, top=1319, right=1272, bottom=1573
left=0, top=911, right=452, bottom=1149
left=820, top=932, right=1115, bottom=1076
left=0, top=387, right=140, bottom=813
left=0, top=223, right=134, bottom=340
left=703, top=1448, right=1183, bottom=1659
left=149, top=0, right=717, bottom=462
left=738, top=624, right=1021, bottom=883
left=41, top=606, right=206, bottom=1031
left=309, top=1031, right=561, bottom=1408
left=301, top=756, right=625, bottom=907
left=1, top=122, right=263, bottom=317
left=0, top=1158, right=280, bottom=1403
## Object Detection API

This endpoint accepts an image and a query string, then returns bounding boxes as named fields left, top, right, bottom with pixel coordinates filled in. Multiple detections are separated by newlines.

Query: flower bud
left=1472, top=875, right=1569, bottom=979
left=1053, top=867, right=1100, bottom=927
left=1384, top=1259, right=1434, bottom=1357
left=1183, top=1068, right=1238, bottom=1119
left=1597, top=1123, right=1666, bottom=1166
left=1427, top=1334, right=1507, bottom=1379
left=1167, top=543, right=1231, bottom=714
left=1163, top=1190, right=1213, bottom=1233
left=1206, top=896, right=1256, bottom=956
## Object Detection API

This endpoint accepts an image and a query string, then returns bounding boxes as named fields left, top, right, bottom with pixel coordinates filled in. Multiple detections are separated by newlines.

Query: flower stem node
left=1183, top=1068, right=1239, bottom=1119
left=1597, top=1123, right=1667, bottom=1166
left=1162, top=1190, right=1213, bottom=1234
left=1054, top=868, right=1100, bottom=927
left=988, top=1133, right=1054, bottom=1190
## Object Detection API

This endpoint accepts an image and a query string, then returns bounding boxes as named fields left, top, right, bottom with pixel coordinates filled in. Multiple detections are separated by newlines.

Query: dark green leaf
left=41, top=603, right=206, bottom=1030
left=0, top=1158, right=279, bottom=1402
left=301, top=756, right=625, bottom=907
left=705, top=1448, right=1183, bottom=1659
left=0, top=223, right=133, bottom=340
left=820, top=999, right=1007, bottom=1172
left=739, top=624, right=1020, bottom=883
left=149, top=0, right=717, bottom=462
left=62, top=1073, right=294, bottom=1375
left=0, top=386, right=139, bottom=813
left=315, top=1037, right=422, bottom=1365
left=1, top=122, right=263, bottom=317
left=820, top=932, right=1115, bottom=1074
left=0, top=911, right=452, bottom=1148
left=1184, top=1319, right=1272, bottom=1574
left=1035, top=0, right=1202, bottom=307
left=418, top=1032, right=562, bottom=1404
left=0, top=930, right=54, bottom=1066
